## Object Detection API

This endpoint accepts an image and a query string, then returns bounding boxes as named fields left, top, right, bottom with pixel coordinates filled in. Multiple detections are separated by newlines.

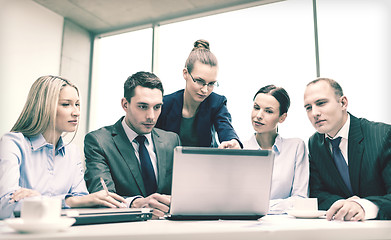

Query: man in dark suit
left=84, top=71, right=181, bottom=219
left=304, top=78, right=391, bottom=221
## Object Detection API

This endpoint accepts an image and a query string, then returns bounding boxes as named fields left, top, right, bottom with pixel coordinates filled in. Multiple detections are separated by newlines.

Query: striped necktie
left=329, top=137, right=353, bottom=194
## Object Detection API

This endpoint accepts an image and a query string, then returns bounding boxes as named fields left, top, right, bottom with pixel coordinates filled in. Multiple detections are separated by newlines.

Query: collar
left=272, top=134, right=282, bottom=154
left=326, top=114, right=350, bottom=141
left=121, top=118, right=153, bottom=144
left=29, top=134, right=66, bottom=156
left=251, top=133, right=281, bottom=154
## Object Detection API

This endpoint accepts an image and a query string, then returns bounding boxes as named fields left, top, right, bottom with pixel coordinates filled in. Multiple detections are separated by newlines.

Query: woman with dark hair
left=156, top=40, right=241, bottom=148
left=243, top=85, right=309, bottom=212
left=0, top=76, right=126, bottom=219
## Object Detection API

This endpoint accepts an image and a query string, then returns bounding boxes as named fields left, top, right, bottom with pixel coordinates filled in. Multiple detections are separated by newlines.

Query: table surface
left=1, top=214, right=391, bottom=240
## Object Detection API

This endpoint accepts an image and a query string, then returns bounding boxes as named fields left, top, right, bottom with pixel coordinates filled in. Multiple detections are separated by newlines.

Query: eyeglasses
left=188, top=71, right=219, bottom=89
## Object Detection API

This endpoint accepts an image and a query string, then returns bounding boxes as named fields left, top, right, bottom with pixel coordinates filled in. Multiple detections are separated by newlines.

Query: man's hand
left=65, top=190, right=127, bottom=208
left=219, top=139, right=241, bottom=149
left=131, top=193, right=171, bottom=219
left=326, top=199, right=365, bottom=221
left=9, top=188, right=41, bottom=202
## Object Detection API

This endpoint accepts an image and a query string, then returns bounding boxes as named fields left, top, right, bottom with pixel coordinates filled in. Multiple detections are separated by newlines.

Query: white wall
left=0, top=0, right=63, bottom=136
left=60, top=20, right=92, bottom=151
left=0, top=1, right=92, bottom=153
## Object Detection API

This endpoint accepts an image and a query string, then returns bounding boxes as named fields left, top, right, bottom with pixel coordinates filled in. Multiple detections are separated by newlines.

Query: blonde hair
left=11, top=75, right=79, bottom=140
left=185, top=39, right=218, bottom=73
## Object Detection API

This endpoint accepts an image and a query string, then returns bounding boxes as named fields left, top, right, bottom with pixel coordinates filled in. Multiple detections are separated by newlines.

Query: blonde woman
left=0, top=76, right=126, bottom=219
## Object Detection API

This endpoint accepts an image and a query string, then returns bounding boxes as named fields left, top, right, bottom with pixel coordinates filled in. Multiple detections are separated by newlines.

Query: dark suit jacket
left=308, top=114, right=391, bottom=220
left=155, top=89, right=242, bottom=147
left=84, top=117, right=181, bottom=197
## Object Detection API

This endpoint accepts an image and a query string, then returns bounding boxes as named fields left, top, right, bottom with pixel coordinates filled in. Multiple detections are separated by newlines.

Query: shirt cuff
left=351, top=198, right=379, bottom=219
left=125, top=196, right=142, bottom=208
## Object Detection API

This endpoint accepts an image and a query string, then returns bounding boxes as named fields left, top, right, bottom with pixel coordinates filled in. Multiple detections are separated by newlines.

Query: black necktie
left=329, top=137, right=353, bottom=194
left=135, top=135, right=157, bottom=196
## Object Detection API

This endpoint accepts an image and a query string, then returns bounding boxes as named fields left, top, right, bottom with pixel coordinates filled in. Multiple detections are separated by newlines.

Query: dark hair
left=185, top=39, right=218, bottom=73
left=253, top=85, right=290, bottom=116
left=124, top=71, right=163, bottom=102
left=307, top=77, right=344, bottom=99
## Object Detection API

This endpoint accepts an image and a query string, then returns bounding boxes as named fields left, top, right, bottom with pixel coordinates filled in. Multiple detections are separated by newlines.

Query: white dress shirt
left=243, top=134, right=309, bottom=212
left=327, top=114, right=350, bottom=165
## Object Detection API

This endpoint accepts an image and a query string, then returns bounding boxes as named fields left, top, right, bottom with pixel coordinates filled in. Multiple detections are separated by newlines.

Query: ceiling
left=33, top=0, right=282, bottom=36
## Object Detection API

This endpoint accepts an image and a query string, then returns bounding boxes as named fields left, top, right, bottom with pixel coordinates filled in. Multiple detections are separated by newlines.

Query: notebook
left=15, top=207, right=153, bottom=225
left=167, top=146, right=275, bottom=220
left=62, top=208, right=153, bottom=225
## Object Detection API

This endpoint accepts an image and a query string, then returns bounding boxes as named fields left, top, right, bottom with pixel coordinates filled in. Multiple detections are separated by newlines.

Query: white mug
left=292, top=198, right=318, bottom=211
left=21, top=196, right=62, bottom=222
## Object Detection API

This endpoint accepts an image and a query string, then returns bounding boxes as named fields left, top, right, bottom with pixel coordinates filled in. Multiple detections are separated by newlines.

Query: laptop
left=14, top=207, right=153, bottom=225
left=167, top=146, right=274, bottom=220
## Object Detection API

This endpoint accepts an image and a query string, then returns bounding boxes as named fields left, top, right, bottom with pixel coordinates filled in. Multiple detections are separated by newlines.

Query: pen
left=100, top=177, right=110, bottom=196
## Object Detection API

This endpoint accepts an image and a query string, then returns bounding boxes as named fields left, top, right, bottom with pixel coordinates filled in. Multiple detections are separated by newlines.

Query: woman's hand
left=9, top=188, right=41, bottom=203
left=65, top=190, right=127, bottom=208
left=219, top=139, right=241, bottom=149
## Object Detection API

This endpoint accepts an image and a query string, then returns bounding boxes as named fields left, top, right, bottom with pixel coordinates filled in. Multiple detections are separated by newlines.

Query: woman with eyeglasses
left=0, top=76, right=127, bottom=219
left=243, top=85, right=309, bottom=212
left=156, top=39, right=242, bottom=148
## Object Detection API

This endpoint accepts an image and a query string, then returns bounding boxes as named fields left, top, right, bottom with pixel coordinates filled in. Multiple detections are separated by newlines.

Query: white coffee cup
left=21, top=196, right=62, bottom=222
left=292, top=198, right=318, bottom=211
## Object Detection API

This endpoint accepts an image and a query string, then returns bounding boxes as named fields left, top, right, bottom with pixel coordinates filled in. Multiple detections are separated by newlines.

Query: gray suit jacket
left=308, top=114, right=391, bottom=220
left=84, top=117, right=181, bottom=197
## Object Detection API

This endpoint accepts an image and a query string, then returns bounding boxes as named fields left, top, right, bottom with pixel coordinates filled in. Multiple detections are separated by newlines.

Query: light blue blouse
left=0, top=132, right=88, bottom=219
left=243, top=134, right=309, bottom=212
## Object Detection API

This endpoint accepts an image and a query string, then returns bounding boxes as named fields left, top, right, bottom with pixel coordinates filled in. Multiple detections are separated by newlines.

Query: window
left=158, top=0, right=316, bottom=141
left=91, top=0, right=390, bottom=142
left=317, top=0, right=391, bottom=124
left=90, top=29, right=152, bottom=131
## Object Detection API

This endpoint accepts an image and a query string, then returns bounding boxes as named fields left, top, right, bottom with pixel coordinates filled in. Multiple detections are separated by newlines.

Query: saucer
left=4, top=217, right=76, bottom=233
left=286, top=210, right=326, bottom=219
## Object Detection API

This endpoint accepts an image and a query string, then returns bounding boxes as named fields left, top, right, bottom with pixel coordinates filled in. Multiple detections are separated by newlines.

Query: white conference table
left=1, top=215, right=391, bottom=240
